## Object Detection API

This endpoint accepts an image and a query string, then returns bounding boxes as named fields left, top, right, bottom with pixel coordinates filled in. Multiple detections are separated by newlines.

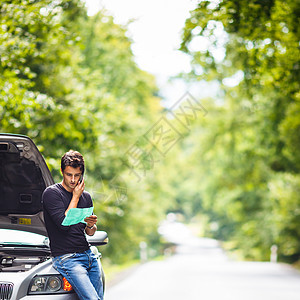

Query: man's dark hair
left=61, top=150, right=85, bottom=174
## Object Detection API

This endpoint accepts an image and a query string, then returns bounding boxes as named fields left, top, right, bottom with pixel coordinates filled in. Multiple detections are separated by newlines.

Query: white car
left=0, top=134, right=108, bottom=299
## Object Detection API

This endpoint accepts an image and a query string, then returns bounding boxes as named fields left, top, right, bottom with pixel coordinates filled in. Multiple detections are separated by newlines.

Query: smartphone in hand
left=79, top=174, right=83, bottom=183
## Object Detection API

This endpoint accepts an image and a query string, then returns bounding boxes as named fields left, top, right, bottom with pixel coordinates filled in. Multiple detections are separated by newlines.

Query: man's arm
left=65, top=179, right=85, bottom=216
left=84, top=215, right=97, bottom=236
left=43, top=187, right=70, bottom=231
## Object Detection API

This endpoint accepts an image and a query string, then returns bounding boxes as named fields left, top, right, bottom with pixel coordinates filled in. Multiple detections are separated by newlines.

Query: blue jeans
left=53, top=249, right=103, bottom=300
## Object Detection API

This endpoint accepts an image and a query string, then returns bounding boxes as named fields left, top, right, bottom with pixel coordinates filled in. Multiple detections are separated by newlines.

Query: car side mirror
left=86, top=231, right=108, bottom=246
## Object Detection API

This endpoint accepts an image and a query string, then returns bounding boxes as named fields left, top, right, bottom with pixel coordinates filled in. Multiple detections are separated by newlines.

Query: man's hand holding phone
left=73, top=175, right=85, bottom=198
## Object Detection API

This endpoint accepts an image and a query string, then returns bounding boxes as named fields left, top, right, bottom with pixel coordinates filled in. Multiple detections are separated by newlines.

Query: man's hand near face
left=73, top=179, right=85, bottom=198
left=65, top=178, right=85, bottom=216
left=61, top=165, right=86, bottom=216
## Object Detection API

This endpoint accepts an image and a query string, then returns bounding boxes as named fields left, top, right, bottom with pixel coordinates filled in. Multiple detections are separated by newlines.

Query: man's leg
left=87, top=250, right=104, bottom=299
left=53, top=252, right=102, bottom=300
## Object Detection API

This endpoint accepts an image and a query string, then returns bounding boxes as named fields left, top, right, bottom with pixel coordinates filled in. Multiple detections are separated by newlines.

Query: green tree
left=1, top=0, right=166, bottom=263
left=176, top=0, right=300, bottom=262
left=0, top=0, right=92, bottom=158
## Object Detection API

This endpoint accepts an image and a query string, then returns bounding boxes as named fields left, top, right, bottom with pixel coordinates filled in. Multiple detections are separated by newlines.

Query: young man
left=42, top=150, right=103, bottom=300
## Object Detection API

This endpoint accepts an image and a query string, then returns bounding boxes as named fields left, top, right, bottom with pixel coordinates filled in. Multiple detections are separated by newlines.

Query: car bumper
left=19, top=294, right=78, bottom=300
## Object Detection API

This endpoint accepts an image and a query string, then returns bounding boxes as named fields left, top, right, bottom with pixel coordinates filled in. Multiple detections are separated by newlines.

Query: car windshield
left=0, top=229, right=48, bottom=247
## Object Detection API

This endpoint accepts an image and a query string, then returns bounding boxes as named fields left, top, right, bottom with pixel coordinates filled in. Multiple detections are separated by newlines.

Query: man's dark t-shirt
left=42, top=183, right=93, bottom=257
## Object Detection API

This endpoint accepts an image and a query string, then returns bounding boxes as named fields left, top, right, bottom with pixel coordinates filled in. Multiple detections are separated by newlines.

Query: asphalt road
left=104, top=222, right=300, bottom=300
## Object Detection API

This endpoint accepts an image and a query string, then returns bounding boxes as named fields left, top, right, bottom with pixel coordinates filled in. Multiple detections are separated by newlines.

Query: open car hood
left=0, top=134, right=54, bottom=236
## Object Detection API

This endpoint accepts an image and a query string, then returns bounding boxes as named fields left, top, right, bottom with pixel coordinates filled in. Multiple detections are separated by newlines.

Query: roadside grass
left=221, top=241, right=245, bottom=261
left=292, top=260, right=300, bottom=272
left=102, top=258, right=140, bottom=284
left=102, top=254, right=166, bottom=286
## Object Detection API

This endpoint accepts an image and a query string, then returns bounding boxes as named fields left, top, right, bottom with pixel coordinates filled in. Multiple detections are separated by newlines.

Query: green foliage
left=2, top=0, right=299, bottom=265
left=0, top=0, right=164, bottom=263
left=175, top=0, right=300, bottom=262
left=0, top=0, right=90, bottom=157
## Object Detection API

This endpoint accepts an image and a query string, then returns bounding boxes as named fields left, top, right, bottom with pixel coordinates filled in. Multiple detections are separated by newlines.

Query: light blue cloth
left=62, top=207, right=94, bottom=226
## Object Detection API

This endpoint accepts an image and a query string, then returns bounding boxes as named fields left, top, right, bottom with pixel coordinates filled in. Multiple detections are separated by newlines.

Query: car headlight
left=28, top=275, right=73, bottom=295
